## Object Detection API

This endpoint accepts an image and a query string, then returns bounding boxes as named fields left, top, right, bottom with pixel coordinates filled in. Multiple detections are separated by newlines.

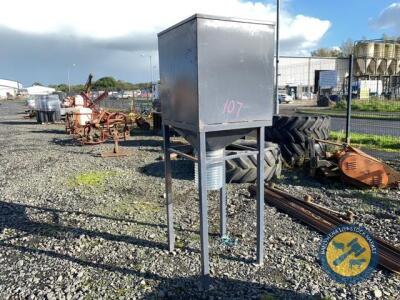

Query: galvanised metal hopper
left=158, top=14, right=275, bottom=286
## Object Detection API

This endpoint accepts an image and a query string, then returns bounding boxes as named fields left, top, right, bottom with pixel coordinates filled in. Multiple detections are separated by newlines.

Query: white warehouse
left=278, top=56, right=350, bottom=97
left=0, top=79, right=23, bottom=99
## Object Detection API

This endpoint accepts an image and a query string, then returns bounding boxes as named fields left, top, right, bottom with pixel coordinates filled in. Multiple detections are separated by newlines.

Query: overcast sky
left=0, top=0, right=399, bottom=86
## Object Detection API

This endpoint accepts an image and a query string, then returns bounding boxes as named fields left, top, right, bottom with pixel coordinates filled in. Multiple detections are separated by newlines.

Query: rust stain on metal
left=311, top=139, right=400, bottom=189
left=101, top=130, right=134, bottom=158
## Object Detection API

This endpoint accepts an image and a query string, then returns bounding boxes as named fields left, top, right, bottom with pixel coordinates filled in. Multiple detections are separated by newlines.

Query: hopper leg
left=198, top=132, right=210, bottom=287
left=220, top=148, right=227, bottom=237
left=163, top=125, right=174, bottom=252
left=256, top=127, right=265, bottom=265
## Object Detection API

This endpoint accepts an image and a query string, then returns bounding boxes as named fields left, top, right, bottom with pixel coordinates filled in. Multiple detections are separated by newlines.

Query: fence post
left=345, top=54, right=353, bottom=144
left=274, top=0, right=280, bottom=115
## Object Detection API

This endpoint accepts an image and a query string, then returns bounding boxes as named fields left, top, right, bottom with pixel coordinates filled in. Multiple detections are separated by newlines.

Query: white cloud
left=0, top=0, right=332, bottom=84
left=370, top=2, right=400, bottom=33
left=0, top=0, right=330, bottom=54
left=280, top=14, right=330, bottom=50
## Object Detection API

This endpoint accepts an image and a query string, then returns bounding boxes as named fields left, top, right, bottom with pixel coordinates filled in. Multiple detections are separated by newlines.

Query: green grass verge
left=298, top=99, right=400, bottom=120
left=330, top=130, right=400, bottom=152
left=297, top=109, right=400, bottom=121
left=334, top=99, right=400, bottom=112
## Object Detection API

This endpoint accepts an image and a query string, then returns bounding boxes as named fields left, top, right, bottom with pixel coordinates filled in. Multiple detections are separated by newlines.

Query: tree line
left=311, top=34, right=400, bottom=58
left=311, top=39, right=354, bottom=58
left=48, top=77, right=153, bottom=93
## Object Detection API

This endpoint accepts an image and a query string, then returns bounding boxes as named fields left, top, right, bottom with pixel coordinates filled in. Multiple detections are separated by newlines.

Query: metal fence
left=100, top=55, right=399, bottom=161
left=346, top=103, right=400, bottom=160
left=278, top=55, right=400, bottom=161
left=100, top=97, right=152, bottom=113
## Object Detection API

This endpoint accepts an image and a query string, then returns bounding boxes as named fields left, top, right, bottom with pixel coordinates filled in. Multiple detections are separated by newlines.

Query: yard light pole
left=275, top=0, right=280, bottom=115
left=68, top=63, right=76, bottom=93
left=153, top=65, right=158, bottom=81
left=345, top=54, right=354, bottom=144
left=141, top=54, right=153, bottom=84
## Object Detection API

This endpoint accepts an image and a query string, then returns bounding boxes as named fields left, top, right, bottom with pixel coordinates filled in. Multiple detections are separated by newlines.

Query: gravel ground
left=0, top=100, right=399, bottom=300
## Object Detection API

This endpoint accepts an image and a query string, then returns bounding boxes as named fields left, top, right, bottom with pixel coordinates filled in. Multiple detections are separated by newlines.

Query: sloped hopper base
left=173, top=127, right=255, bottom=191
left=173, top=128, right=254, bottom=151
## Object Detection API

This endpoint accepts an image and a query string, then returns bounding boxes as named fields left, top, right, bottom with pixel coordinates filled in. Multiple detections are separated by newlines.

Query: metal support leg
left=163, top=125, right=174, bottom=252
left=198, top=132, right=210, bottom=287
left=220, top=148, right=227, bottom=237
left=256, top=127, right=265, bottom=265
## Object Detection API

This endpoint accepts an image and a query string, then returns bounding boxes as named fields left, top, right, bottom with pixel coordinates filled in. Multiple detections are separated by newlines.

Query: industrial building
left=0, top=78, right=23, bottom=99
left=278, top=56, right=349, bottom=99
left=279, top=41, right=400, bottom=99
left=25, top=85, right=55, bottom=95
left=0, top=79, right=58, bottom=99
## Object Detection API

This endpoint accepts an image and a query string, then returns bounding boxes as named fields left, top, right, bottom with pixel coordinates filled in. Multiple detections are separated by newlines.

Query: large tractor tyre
left=265, top=115, right=331, bottom=167
left=226, top=140, right=282, bottom=183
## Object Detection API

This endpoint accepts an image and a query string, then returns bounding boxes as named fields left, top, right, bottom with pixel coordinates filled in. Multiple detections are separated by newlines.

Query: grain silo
left=396, top=44, right=400, bottom=75
left=375, top=42, right=387, bottom=74
left=353, top=39, right=400, bottom=97
left=354, top=42, right=375, bottom=75
left=385, top=43, right=396, bottom=75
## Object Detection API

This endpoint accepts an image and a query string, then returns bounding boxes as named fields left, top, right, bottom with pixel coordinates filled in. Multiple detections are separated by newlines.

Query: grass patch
left=334, top=99, right=400, bottom=112
left=68, top=171, right=117, bottom=187
left=189, top=233, right=201, bottom=242
left=175, top=239, right=186, bottom=249
left=330, top=130, right=400, bottom=152
left=297, top=109, right=400, bottom=121
left=297, top=99, right=400, bottom=120
left=130, top=201, right=161, bottom=213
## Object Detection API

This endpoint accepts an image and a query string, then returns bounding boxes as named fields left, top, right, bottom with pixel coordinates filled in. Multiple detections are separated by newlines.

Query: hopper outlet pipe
left=195, top=149, right=224, bottom=191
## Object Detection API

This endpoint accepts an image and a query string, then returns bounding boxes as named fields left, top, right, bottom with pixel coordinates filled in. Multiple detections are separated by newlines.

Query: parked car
left=329, top=94, right=341, bottom=102
left=278, top=93, right=294, bottom=104
left=299, top=92, right=312, bottom=100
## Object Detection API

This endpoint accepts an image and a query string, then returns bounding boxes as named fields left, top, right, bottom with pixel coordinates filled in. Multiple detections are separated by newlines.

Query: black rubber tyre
left=226, top=140, right=282, bottom=183
left=317, top=95, right=331, bottom=107
left=265, top=115, right=330, bottom=167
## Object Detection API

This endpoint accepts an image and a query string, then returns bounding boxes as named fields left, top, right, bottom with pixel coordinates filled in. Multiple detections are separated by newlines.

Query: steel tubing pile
left=248, top=184, right=400, bottom=274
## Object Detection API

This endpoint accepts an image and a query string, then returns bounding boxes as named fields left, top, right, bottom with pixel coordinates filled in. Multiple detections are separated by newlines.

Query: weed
left=175, top=240, right=186, bottom=249
left=190, top=233, right=200, bottom=242
left=68, top=171, right=117, bottom=187
left=97, top=197, right=162, bottom=217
